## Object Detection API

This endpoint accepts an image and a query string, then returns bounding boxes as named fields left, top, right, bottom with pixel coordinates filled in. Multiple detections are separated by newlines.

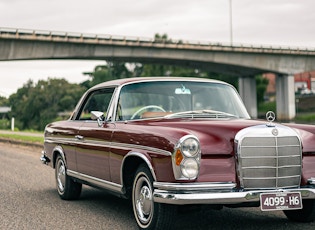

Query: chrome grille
left=235, top=125, right=302, bottom=190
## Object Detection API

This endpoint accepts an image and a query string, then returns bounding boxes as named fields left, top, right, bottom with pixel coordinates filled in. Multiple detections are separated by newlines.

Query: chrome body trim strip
left=67, top=170, right=124, bottom=194
left=308, top=178, right=315, bottom=185
left=153, top=182, right=315, bottom=205
left=45, top=137, right=171, bottom=157
left=45, top=138, right=77, bottom=145
left=111, top=142, right=171, bottom=156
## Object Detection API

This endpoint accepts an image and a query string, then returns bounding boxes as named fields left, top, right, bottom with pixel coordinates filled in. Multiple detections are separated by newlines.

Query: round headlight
left=181, top=138, right=199, bottom=157
left=181, top=158, right=199, bottom=179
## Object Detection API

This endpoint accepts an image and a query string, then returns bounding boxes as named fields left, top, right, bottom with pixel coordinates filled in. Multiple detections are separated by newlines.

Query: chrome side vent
left=235, top=124, right=302, bottom=190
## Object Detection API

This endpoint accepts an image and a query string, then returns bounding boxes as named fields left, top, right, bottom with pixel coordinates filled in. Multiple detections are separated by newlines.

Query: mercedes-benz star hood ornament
left=266, top=111, right=276, bottom=127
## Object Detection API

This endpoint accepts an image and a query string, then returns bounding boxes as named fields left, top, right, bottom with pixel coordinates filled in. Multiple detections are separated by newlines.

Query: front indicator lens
left=181, top=158, right=199, bottom=179
left=175, top=149, right=183, bottom=166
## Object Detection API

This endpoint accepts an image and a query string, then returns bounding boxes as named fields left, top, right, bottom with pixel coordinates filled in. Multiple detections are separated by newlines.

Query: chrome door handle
left=75, top=135, right=84, bottom=140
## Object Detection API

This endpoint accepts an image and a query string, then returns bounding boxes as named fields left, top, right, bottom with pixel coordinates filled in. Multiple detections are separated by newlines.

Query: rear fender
left=52, top=145, right=66, bottom=168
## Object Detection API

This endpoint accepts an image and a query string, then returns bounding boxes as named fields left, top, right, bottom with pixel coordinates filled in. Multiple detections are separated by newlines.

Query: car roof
left=90, top=76, right=228, bottom=90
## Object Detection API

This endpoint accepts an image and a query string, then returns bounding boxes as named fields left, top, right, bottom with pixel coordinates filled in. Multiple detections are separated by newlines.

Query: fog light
left=181, top=158, right=199, bottom=179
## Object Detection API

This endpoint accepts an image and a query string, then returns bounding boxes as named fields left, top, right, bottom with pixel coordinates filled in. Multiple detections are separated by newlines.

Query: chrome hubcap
left=57, top=160, right=66, bottom=192
left=134, top=175, right=153, bottom=224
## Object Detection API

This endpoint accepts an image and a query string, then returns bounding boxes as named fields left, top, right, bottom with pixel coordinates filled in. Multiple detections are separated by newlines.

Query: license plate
left=260, top=192, right=302, bottom=211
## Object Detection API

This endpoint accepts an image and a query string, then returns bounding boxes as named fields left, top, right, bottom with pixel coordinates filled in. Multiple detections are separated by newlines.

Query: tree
left=154, top=33, right=171, bottom=43
left=83, top=61, right=132, bottom=88
left=0, top=95, right=10, bottom=129
left=9, top=78, right=84, bottom=130
left=256, top=75, right=269, bottom=105
left=205, top=72, right=239, bottom=89
left=0, top=96, right=9, bottom=106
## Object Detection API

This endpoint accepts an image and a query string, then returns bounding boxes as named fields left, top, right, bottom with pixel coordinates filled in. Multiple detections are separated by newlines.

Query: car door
left=74, top=87, right=116, bottom=181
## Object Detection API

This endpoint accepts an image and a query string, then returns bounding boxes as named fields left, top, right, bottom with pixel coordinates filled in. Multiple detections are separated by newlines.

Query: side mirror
left=91, top=111, right=105, bottom=127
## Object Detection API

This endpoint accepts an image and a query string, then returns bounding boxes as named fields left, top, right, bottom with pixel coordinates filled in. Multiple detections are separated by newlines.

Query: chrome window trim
left=114, top=79, right=250, bottom=121
left=71, top=86, right=118, bottom=122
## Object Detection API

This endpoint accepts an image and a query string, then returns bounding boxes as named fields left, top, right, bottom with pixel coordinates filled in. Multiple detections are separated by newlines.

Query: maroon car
left=41, top=77, right=315, bottom=229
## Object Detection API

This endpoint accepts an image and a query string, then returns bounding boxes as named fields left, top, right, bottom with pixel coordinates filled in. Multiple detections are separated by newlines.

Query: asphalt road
left=1, top=142, right=315, bottom=230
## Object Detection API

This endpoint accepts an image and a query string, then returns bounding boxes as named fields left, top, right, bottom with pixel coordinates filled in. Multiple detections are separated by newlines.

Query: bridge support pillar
left=238, top=77, right=257, bottom=118
left=276, top=74, right=296, bottom=120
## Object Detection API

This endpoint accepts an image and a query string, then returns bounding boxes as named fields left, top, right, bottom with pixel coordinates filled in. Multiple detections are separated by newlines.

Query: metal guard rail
left=0, top=27, right=314, bottom=55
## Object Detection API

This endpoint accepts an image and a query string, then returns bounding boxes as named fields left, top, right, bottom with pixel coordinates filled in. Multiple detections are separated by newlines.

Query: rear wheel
left=55, top=155, right=82, bottom=200
left=283, top=199, right=315, bottom=222
left=132, top=164, right=176, bottom=230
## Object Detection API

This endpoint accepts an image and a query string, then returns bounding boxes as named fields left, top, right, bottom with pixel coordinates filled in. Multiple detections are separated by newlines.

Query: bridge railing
left=1, top=27, right=314, bottom=55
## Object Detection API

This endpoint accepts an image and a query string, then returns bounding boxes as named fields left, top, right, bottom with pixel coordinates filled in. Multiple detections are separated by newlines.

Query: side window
left=77, top=88, right=115, bottom=120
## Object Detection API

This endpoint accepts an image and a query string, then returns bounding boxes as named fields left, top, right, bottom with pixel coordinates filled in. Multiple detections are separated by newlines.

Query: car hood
left=139, top=118, right=315, bottom=156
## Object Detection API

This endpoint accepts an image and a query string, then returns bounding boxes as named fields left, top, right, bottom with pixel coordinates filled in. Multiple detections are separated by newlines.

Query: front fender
left=121, top=151, right=156, bottom=184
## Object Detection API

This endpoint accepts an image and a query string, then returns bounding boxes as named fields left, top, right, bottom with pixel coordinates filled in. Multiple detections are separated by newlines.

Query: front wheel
left=283, top=199, right=315, bottom=222
left=55, top=155, right=82, bottom=200
left=132, top=164, right=175, bottom=230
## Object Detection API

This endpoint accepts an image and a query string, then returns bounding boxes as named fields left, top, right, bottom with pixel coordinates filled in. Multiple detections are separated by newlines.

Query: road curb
left=0, top=137, right=43, bottom=149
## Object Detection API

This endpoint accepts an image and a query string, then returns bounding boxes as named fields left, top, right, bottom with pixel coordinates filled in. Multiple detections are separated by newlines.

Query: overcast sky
left=1, top=0, right=315, bottom=97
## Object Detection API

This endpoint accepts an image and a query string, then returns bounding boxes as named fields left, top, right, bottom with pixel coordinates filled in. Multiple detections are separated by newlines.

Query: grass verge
left=0, top=133, right=44, bottom=145
left=295, top=113, right=315, bottom=124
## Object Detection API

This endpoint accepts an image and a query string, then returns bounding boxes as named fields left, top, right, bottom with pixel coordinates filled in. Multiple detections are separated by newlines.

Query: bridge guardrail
left=1, top=27, right=315, bottom=55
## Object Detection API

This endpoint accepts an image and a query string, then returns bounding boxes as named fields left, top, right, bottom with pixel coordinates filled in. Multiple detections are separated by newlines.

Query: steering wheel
left=131, top=105, right=166, bottom=119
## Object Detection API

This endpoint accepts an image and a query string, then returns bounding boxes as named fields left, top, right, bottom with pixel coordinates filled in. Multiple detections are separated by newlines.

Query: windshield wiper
left=202, top=110, right=239, bottom=118
left=165, top=110, right=239, bottom=119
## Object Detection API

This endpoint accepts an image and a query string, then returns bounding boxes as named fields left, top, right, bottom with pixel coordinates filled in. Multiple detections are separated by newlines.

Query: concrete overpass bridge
left=1, top=28, right=315, bottom=120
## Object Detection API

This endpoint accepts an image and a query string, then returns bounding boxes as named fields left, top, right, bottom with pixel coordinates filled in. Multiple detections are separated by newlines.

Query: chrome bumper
left=153, top=182, right=315, bottom=205
left=40, top=151, right=50, bottom=165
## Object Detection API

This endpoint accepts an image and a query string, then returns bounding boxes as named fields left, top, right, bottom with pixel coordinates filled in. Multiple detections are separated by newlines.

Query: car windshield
left=116, top=80, right=250, bottom=120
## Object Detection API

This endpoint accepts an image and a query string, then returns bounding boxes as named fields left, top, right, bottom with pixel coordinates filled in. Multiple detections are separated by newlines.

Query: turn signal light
left=175, top=149, right=183, bottom=166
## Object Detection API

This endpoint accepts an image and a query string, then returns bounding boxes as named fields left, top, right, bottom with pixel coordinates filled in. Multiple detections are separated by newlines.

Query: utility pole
left=229, top=0, right=233, bottom=46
